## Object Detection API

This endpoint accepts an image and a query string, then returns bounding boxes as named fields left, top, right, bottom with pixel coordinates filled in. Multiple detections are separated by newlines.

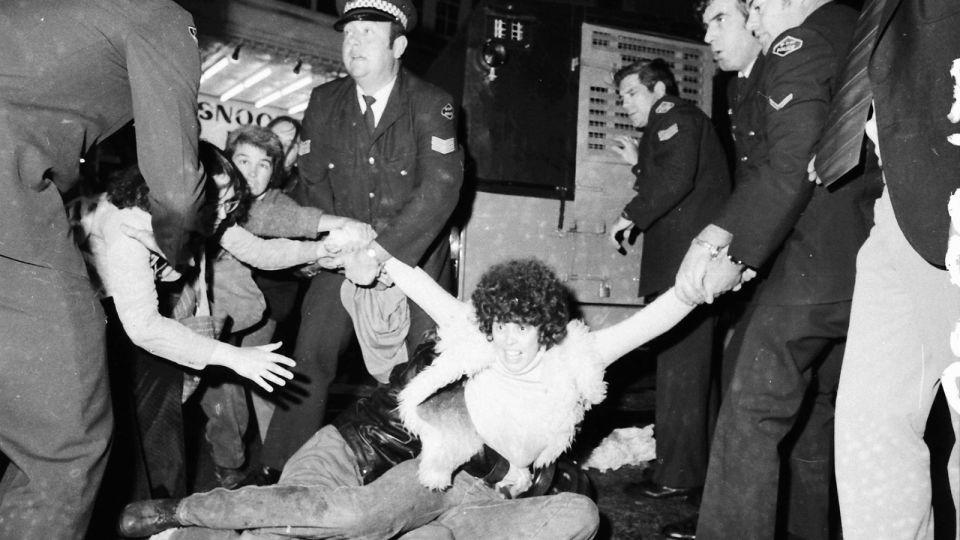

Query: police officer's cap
left=334, top=0, right=417, bottom=33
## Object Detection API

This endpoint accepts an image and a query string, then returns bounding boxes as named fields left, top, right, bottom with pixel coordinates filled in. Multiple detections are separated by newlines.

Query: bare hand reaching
left=211, top=342, right=296, bottom=392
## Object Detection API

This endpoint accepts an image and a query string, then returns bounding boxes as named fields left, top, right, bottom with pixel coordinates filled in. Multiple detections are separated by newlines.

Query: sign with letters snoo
left=197, top=94, right=294, bottom=148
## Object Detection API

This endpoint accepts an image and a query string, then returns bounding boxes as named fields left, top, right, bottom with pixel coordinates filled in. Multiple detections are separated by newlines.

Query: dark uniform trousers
left=262, top=69, right=462, bottom=469
left=698, top=301, right=846, bottom=539
left=649, top=304, right=719, bottom=488
left=0, top=1, right=203, bottom=537
left=622, top=95, right=731, bottom=489
left=697, top=3, right=880, bottom=538
left=0, top=258, right=112, bottom=538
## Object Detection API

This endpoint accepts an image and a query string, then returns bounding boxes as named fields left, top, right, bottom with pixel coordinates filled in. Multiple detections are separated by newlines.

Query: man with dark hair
left=607, top=58, right=731, bottom=514
left=673, top=0, right=882, bottom=537
left=0, top=1, right=205, bottom=537
left=251, top=0, right=463, bottom=481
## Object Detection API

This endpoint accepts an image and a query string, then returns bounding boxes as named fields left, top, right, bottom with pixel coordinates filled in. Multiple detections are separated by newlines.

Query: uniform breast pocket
left=301, top=143, right=339, bottom=184
left=383, top=152, right=416, bottom=186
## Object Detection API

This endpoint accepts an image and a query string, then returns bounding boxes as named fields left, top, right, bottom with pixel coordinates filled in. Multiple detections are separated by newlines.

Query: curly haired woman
left=389, top=256, right=693, bottom=496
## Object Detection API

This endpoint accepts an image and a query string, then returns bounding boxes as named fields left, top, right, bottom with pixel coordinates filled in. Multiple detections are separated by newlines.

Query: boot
left=117, top=498, right=182, bottom=537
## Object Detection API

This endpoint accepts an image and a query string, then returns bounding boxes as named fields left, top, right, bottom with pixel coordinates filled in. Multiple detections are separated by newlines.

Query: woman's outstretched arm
left=382, top=257, right=466, bottom=326
left=591, top=288, right=695, bottom=367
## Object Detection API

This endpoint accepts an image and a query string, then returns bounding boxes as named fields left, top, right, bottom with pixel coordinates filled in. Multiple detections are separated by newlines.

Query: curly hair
left=224, top=124, right=285, bottom=190
left=471, top=258, right=571, bottom=349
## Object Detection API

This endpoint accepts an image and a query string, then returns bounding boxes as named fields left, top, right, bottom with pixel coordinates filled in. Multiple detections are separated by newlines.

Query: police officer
left=0, top=1, right=204, bottom=537
left=255, top=0, right=463, bottom=478
left=673, top=0, right=882, bottom=538
left=608, top=59, right=730, bottom=506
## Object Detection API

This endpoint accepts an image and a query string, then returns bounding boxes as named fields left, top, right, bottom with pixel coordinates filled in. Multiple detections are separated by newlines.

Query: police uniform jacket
left=0, top=0, right=204, bottom=273
left=294, top=68, right=463, bottom=275
left=868, top=0, right=960, bottom=266
left=714, top=2, right=882, bottom=305
left=623, top=95, right=731, bottom=297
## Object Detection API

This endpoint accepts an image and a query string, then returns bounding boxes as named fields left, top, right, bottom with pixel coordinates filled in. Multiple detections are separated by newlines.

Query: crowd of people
left=0, top=0, right=957, bottom=539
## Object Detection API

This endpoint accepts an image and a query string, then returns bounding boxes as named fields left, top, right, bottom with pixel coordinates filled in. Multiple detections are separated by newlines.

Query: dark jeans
left=697, top=302, right=848, bottom=540
left=0, top=257, right=111, bottom=539
left=260, top=271, right=436, bottom=470
left=173, top=427, right=599, bottom=540
left=649, top=303, right=719, bottom=488
left=105, top=299, right=187, bottom=500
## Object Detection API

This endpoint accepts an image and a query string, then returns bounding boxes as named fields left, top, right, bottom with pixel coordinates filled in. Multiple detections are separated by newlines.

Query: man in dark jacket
left=254, top=0, right=464, bottom=478
left=608, top=59, right=731, bottom=501
left=0, top=1, right=204, bottom=537
left=673, top=0, right=883, bottom=537
left=118, top=336, right=599, bottom=539
left=813, top=0, right=960, bottom=536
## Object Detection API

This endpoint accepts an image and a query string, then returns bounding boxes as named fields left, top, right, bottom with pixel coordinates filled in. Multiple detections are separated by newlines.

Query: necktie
left=363, top=94, right=377, bottom=132
left=815, top=0, right=886, bottom=186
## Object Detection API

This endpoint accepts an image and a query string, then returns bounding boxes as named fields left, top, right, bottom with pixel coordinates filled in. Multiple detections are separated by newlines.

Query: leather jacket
left=331, top=332, right=594, bottom=499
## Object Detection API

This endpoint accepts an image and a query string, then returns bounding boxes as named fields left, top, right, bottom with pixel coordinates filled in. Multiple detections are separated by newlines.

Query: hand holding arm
left=341, top=249, right=381, bottom=286
left=323, top=218, right=377, bottom=253
left=701, top=248, right=745, bottom=302
left=675, top=224, right=733, bottom=305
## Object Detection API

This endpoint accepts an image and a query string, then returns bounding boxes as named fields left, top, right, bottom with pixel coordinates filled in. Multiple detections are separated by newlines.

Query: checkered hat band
left=343, top=0, right=408, bottom=28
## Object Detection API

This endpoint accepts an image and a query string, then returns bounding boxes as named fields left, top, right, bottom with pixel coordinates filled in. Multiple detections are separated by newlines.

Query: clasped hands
left=674, top=226, right=757, bottom=306
left=310, top=218, right=385, bottom=287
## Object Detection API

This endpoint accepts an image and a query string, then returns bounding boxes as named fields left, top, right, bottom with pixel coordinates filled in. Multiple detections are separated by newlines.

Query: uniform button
left=368, top=156, right=375, bottom=165
left=400, top=169, right=408, bottom=176
left=328, top=162, right=335, bottom=169
left=368, top=192, right=375, bottom=198
left=748, top=130, right=756, bottom=137
left=728, top=108, right=733, bottom=115
left=740, top=156, right=748, bottom=162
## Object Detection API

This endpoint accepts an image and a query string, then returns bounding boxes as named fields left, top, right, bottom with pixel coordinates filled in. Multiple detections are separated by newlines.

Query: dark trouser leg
left=254, top=272, right=304, bottom=354
left=651, top=305, right=718, bottom=488
left=260, top=272, right=353, bottom=470
left=696, top=302, right=849, bottom=540
left=0, top=258, right=112, bottom=539
left=201, top=378, right=250, bottom=470
left=131, top=349, right=188, bottom=498
left=785, top=340, right=843, bottom=540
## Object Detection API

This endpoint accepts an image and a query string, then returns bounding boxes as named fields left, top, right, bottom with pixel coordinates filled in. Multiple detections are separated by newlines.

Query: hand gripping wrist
left=691, top=237, right=724, bottom=259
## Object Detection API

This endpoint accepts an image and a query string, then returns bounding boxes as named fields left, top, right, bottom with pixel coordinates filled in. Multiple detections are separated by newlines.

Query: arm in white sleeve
left=219, top=224, right=322, bottom=270
left=99, top=209, right=216, bottom=369
left=591, top=287, right=695, bottom=368
left=382, top=257, right=467, bottom=325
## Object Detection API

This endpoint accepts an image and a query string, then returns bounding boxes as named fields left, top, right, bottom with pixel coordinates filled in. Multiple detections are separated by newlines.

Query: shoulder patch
left=440, top=103, right=454, bottom=120
left=655, top=101, right=674, bottom=115
left=657, top=123, right=679, bottom=142
left=298, top=139, right=311, bottom=156
left=431, top=136, right=456, bottom=154
left=772, top=35, right=803, bottom=57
